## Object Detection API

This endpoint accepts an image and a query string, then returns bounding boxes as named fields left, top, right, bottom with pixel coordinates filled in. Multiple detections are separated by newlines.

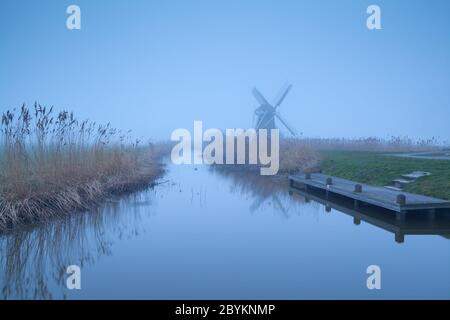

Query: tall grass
left=211, top=134, right=445, bottom=176
left=279, top=138, right=320, bottom=173
left=300, top=136, right=445, bottom=152
left=210, top=135, right=321, bottom=175
left=0, top=104, right=166, bottom=229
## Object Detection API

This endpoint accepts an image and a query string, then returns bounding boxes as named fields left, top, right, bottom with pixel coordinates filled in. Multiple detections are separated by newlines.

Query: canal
left=1, top=163, right=450, bottom=299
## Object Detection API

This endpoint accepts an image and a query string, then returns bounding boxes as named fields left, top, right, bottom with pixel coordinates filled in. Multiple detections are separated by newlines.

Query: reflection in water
left=289, top=185, right=450, bottom=244
left=211, top=167, right=311, bottom=218
left=0, top=189, right=158, bottom=299
left=1, top=165, right=450, bottom=299
left=214, top=166, right=450, bottom=243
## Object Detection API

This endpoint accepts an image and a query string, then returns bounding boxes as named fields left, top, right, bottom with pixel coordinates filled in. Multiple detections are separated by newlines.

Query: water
left=1, top=164, right=450, bottom=299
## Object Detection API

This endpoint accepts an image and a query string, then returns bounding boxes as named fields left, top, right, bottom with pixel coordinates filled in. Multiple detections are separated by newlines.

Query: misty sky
left=1, top=0, right=449, bottom=141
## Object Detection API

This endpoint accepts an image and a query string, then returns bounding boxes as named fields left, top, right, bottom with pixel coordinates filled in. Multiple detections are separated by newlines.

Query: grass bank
left=0, top=104, right=168, bottom=229
left=319, top=150, right=450, bottom=200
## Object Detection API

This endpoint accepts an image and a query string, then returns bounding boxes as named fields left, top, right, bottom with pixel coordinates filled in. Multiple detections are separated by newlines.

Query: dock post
left=325, top=205, right=331, bottom=213
left=428, top=208, right=436, bottom=221
left=354, top=199, right=359, bottom=209
left=396, top=194, right=406, bottom=205
left=305, top=173, right=311, bottom=180
left=396, top=194, right=407, bottom=223
left=353, top=217, right=361, bottom=225
left=326, top=177, right=333, bottom=186
left=354, top=184, right=362, bottom=193
left=396, top=211, right=406, bottom=222
left=395, top=232, right=405, bottom=244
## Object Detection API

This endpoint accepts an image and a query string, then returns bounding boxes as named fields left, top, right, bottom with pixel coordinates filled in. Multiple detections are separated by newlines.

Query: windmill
left=252, top=84, right=297, bottom=136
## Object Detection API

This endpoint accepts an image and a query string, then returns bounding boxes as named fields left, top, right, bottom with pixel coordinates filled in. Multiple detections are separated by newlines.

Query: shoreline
left=0, top=161, right=166, bottom=231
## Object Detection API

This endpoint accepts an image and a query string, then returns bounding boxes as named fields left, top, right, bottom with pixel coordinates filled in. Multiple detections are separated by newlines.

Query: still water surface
left=1, top=164, right=450, bottom=299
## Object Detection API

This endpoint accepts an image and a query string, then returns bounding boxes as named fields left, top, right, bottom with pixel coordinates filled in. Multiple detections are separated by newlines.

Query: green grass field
left=319, top=151, right=450, bottom=200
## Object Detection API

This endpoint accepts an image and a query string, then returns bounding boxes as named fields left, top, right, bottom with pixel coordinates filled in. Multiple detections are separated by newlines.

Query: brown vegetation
left=300, top=136, right=443, bottom=152
left=0, top=104, right=167, bottom=229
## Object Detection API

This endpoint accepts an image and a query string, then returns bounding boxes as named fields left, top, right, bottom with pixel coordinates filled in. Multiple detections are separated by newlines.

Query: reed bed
left=0, top=104, right=166, bottom=229
left=300, top=136, right=444, bottom=152
left=278, top=138, right=320, bottom=173
left=211, top=135, right=321, bottom=175
left=212, top=134, right=446, bottom=176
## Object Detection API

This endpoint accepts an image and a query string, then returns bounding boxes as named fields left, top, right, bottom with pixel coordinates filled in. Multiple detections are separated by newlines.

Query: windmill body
left=252, top=84, right=297, bottom=136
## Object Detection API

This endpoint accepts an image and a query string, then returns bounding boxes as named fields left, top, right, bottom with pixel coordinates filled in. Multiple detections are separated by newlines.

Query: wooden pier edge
left=289, top=173, right=450, bottom=214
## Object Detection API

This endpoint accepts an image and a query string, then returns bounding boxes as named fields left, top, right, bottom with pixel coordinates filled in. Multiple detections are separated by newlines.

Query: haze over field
left=1, top=0, right=450, bottom=141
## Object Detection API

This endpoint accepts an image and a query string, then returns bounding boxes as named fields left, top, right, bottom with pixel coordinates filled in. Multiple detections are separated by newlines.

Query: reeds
left=0, top=104, right=166, bottom=229
left=300, top=136, right=444, bottom=152
left=278, top=138, right=320, bottom=173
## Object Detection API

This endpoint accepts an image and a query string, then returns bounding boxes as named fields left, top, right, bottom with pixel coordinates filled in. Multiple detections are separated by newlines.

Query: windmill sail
left=252, top=88, right=270, bottom=106
left=252, top=84, right=296, bottom=136
left=275, top=112, right=297, bottom=136
left=273, top=84, right=293, bottom=109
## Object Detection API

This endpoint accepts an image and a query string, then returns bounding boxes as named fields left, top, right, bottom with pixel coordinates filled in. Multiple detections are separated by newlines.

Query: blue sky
left=1, top=0, right=449, bottom=141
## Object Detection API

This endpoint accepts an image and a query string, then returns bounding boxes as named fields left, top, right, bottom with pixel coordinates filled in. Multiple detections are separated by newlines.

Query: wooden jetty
left=289, top=187, right=450, bottom=244
left=289, top=173, right=450, bottom=215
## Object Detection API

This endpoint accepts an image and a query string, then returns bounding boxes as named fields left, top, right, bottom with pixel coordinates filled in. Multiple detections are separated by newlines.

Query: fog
left=1, top=0, right=449, bottom=141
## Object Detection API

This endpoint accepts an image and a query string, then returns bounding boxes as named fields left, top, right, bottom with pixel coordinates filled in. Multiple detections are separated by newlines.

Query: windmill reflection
left=0, top=190, right=157, bottom=299
left=212, top=168, right=308, bottom=218
left=213, top=167, right=450, bottom=243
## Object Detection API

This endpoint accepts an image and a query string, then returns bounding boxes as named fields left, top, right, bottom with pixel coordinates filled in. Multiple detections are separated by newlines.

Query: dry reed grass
left=300, top=136, right=444, bottom=152
left=0, top=104, right=167, bottom=229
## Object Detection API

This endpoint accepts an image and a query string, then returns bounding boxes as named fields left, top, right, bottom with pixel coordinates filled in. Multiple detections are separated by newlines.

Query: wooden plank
left=289, top=173, right=450, bottom=213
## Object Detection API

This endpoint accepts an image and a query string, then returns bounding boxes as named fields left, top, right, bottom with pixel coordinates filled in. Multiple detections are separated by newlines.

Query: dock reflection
left=214, top=167, right=450, bottom=244
left=289, top=187, right=450, bottom=243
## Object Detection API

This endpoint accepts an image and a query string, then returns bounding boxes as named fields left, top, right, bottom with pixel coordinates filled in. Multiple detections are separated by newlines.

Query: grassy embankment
left=319, top=150, right=450, bottom=200
left=0, top=104, right=168, bottom=229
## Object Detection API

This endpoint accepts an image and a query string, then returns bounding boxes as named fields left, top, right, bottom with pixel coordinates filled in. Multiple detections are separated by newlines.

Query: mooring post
left=325, top=177, right=332, bottom=199
left=353, top=217, right=361, bottom=225
left=395, top=232, right=405, bottom=244
left=305, top=173, right=311, bottom=180
left=396, top=194, right=406, bottom=223
left=428, top=208, right=436, bottom=221
left=354, top=184, right=362, bottom=193
left=396, top=211, right=406, bottom=222
left=325, top=205, right=331, bottom=213
left=396, top=194, right=406, bottom=205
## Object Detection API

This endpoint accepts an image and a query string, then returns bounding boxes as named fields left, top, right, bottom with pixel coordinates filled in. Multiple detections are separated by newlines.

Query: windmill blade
left=249, top=197, right=266, bottom=214
left=272, top=195, right=289, bottom=218
left=275, top=112, right=297, bottom=136
left=273, top=84, right=293, bottom=109
left=252, top=88, right=270, bottom=106
left=255, top=114, right=264, bottom=129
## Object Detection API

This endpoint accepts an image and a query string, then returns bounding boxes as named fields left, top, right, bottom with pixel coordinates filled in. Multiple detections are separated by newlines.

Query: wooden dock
left=289, top=187, right=450, bottom=243
left=289, top=173, right=450, bottom=214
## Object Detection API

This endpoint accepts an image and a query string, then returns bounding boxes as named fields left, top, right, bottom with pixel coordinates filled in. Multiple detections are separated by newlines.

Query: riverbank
left=0, top=105, right=169, bottom=229
left=210, top=136, right=449, bottom=200
left=319, top=150, right=450, bottom=200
